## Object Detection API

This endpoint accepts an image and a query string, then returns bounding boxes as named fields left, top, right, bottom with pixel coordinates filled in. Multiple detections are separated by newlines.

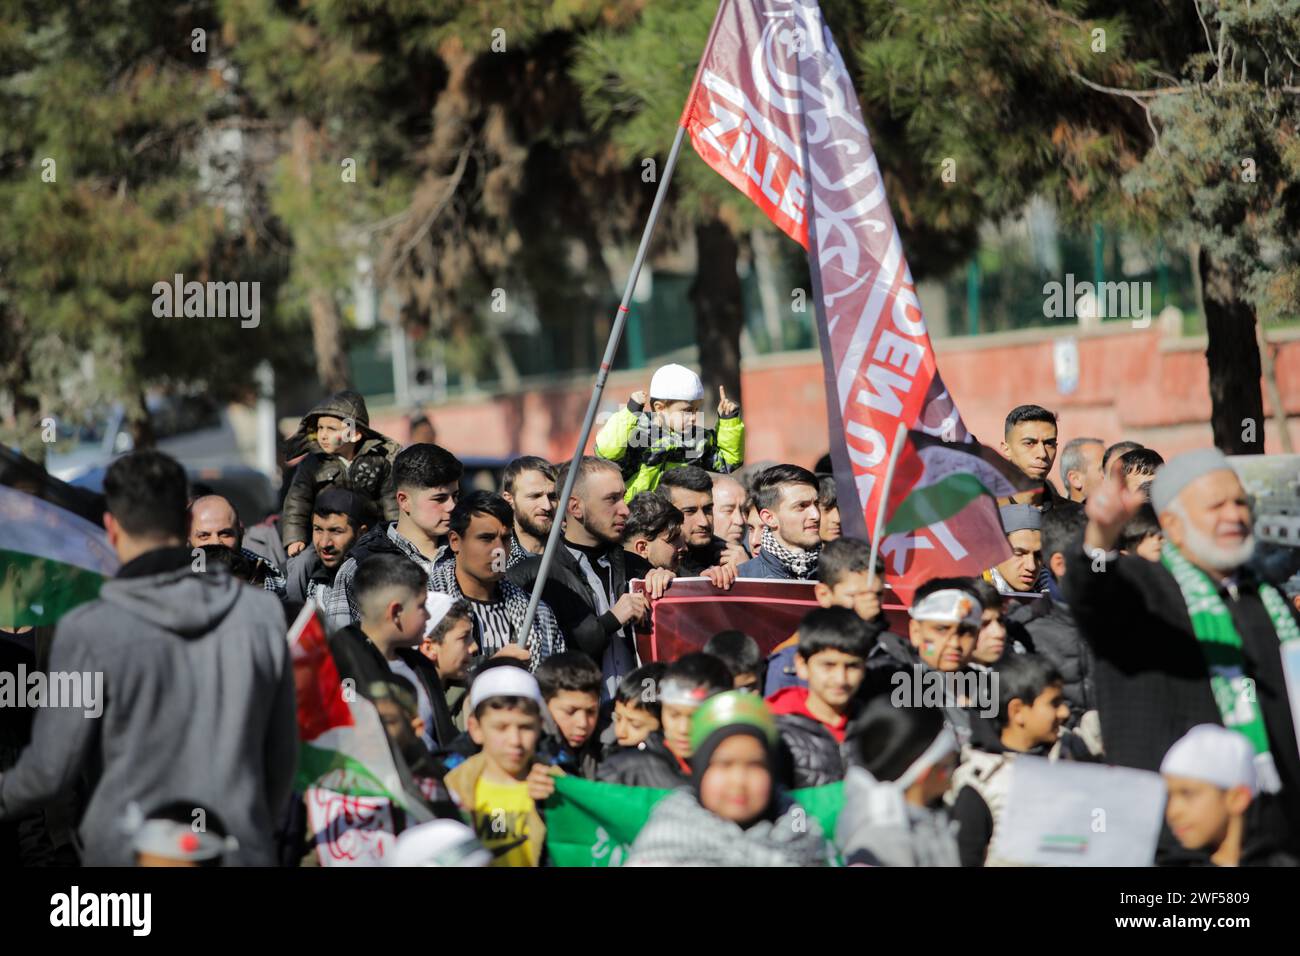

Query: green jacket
left=595, top=399, right=744, bottom=500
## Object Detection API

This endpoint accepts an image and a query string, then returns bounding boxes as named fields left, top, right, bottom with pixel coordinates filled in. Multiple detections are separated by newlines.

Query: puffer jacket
left=595, top=398, right=744, bottom=501
left=281, top=391, right=400, bottom=546
left=1024, top=598, right=1095, bottom=726
left=597, top=733, right=689, bottom=789
left=768, top=687, right=850, bottom=789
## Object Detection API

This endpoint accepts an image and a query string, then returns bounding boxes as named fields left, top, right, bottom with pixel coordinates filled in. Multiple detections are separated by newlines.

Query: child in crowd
left=949, top=654, right=1071, bottom=866
left=622, top=492, right=687, bottom=572
left=836, top=699, right=961, bottom=867
left=611, top=662, right=667, bottom=749
left=598, top=653, right=731, bottom=788
left=535, top=651, right=604, bottom=779
left=766, top=537, right=887, bottom=696
left=625, top=692, right=831, bottom=866
left=704, top=630, right=765, bottom=693
left=817, top=474, right=840, bottom=542
left=1119, top=502, right=1163, bottom=561
left=443, top=664, right=560, bottom=867
left=417, top=596, right=478, bottom=738
left=131, top=800, right=235, bottom=867
left=769, top=607, right=871, bottom=789
left=281, top=390, right=401, bottom=555
left=1160, top=724, right=1295, bottom=867
left=595, top=362, right=744, bottom=499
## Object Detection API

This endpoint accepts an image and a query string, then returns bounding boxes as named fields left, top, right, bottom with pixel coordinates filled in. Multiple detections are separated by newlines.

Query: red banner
left=632, top=577, right=910, bottom=662
left=682, top=0, right=1011, bottom=600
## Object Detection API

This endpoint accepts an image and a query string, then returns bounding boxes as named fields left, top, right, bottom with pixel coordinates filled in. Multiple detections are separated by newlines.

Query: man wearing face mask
left=1066, top=448, right=1300, bottom=859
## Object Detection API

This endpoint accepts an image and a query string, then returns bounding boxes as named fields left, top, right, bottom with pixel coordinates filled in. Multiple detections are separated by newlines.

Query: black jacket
left=774, top=712, right=846, bottom=790
left=327, top=626, right=455, bottom=749
left=596, top=732, right=689, bottom=789
left=1063, top=545, right=1300, bottom=853
left=678, top=536, right=725, bottom=576
left=1024, top=598, right=1094, bottom=725
left=736, top=547, right=798, bottom=580
left=281, top=441, right=399, bottom=547
left=507, top=541, right=633, bottom=663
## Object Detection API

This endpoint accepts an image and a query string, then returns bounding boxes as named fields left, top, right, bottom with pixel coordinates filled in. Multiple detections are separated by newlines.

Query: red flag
left=682, top=0, right=1013, bottom=600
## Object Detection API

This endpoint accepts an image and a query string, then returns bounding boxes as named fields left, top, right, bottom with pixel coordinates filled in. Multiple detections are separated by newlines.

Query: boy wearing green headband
left=625, top=692, right=831, bottom=866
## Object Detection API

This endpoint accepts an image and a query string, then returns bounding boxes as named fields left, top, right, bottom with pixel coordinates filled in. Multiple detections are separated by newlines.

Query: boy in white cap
left=595, top=362, right=745, bottom=499
left=443, top=662, right=559, bottom=866
left=1160, top=724, right=1290, bottom=866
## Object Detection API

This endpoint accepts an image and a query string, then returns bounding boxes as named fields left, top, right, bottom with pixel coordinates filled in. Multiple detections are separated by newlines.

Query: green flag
left=543, top=776, right=845, bottom=867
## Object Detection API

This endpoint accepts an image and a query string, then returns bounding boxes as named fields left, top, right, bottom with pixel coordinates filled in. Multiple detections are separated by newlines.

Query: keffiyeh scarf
left=760, top=526, right=820, bottom=579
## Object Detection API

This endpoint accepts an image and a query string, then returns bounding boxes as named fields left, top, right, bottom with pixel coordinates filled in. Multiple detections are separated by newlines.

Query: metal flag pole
left=517, top=123, right=689, bottom=647
left=866, top=421, right=909, bottom=591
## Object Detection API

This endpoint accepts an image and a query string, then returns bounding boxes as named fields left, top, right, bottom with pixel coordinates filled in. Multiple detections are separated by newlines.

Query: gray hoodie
left=0, top=559, right=297, bottom=865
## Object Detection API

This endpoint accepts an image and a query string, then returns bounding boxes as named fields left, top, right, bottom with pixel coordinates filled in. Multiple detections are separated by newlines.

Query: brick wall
left=372, top=325, right=1300, bottom=470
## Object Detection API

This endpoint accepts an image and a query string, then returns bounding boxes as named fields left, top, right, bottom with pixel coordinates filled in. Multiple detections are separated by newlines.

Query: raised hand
left=717, top=385, right=738, bottom=418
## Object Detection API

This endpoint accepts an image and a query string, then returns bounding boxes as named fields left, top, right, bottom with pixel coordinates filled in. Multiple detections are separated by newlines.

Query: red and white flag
left=682, top=0, right=1019, bottom=599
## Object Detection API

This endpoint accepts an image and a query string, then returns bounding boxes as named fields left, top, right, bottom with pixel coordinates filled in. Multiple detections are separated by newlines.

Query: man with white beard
left=1065, top=448, right=1300, bottom=861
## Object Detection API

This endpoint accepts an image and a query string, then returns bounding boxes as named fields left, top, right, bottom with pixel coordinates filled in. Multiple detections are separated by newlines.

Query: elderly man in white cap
left=594, top=361, right=745, bottom=500
left=1065, top=448, right=1300, bottom=860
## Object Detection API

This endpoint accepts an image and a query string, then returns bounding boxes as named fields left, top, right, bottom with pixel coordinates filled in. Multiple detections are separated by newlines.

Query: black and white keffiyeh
left=760, top=527, right=820, bottom=580
left=427, top=558, right=563, bottom=671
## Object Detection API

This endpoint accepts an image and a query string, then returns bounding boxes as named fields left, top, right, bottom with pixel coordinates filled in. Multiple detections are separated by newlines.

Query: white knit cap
left=648, top=363, right=704, bottom=402
left=468, top=665, right=544, bottom=712
left=389, top=820, right=492, bottom=868
left=1150, top=448, right=1234, bottom=515
left=1160, top=724, right=1258, bottom=794
left=424, top=591, right=456, bottom=638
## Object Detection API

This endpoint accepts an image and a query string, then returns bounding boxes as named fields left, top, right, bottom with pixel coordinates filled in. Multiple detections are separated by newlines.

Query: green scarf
left=1160, top=541, right=1300, bottom=792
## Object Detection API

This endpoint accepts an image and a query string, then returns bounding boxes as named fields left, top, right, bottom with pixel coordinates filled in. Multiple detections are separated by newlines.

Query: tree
left=847, top=0, right=1300, bottom=453
left=0, top=1, right=299, bottom=458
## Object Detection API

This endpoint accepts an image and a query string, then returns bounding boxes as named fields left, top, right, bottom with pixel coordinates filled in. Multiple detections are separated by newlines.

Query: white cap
left=468, top=665, right=544, bottom=712
left=908, top=589, right=982, bottom=627
left=389, top=820, right=492, bottom=867
left=424, top=591, right=456, bottom=638
left=648, top=363, right=704, bottom=402
left=1160, top=724, right=1257, bottom=794
left=1150, top=448, right=1234, bottom=515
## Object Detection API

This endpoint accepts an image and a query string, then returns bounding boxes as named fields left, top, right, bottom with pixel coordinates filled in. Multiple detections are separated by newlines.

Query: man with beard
left=1066, top=449, right=1300, bottom=858
left=188, top=494, right=287, bottom=594
left=736, top=465, right=823, bottom=580
left=508, top=457, right=649, bottom=701
left=657, top=467, right=738, bottom=581
left=998, top=405, right=1061, bottom=507
left=500, top=456, right=557, bottom=568
left=284, top=488, right=372, bottom=611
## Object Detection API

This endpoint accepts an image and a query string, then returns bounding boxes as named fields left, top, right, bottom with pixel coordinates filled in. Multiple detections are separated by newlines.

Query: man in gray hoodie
left=0, top=451, right=297, bottom=866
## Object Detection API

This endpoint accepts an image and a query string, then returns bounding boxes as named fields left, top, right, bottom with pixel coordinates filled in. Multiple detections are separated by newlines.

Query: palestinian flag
left=544, top=775, right=846, bottom=867
left=290, top=604, right=413, bottom=806
left=883, top=430, right=1040, bottom=536
left=0, top=484, right=118, bottom=629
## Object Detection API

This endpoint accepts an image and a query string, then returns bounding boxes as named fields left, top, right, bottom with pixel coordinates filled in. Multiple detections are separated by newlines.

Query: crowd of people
left=2, top=359, right=1299, bottom=869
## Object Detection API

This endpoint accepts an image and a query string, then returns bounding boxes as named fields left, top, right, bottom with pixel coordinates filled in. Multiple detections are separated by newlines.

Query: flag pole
left=517, top=123, right=689, bottom=647
left=866, top=421, right=908, bottom=591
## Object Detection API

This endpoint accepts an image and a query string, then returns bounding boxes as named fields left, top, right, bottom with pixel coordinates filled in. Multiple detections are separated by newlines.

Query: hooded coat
left=0, top=547, right=297, bottom=866
left=625, top=788, right=831, bottom=867
left=281, top=391, right=401, bottom=547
